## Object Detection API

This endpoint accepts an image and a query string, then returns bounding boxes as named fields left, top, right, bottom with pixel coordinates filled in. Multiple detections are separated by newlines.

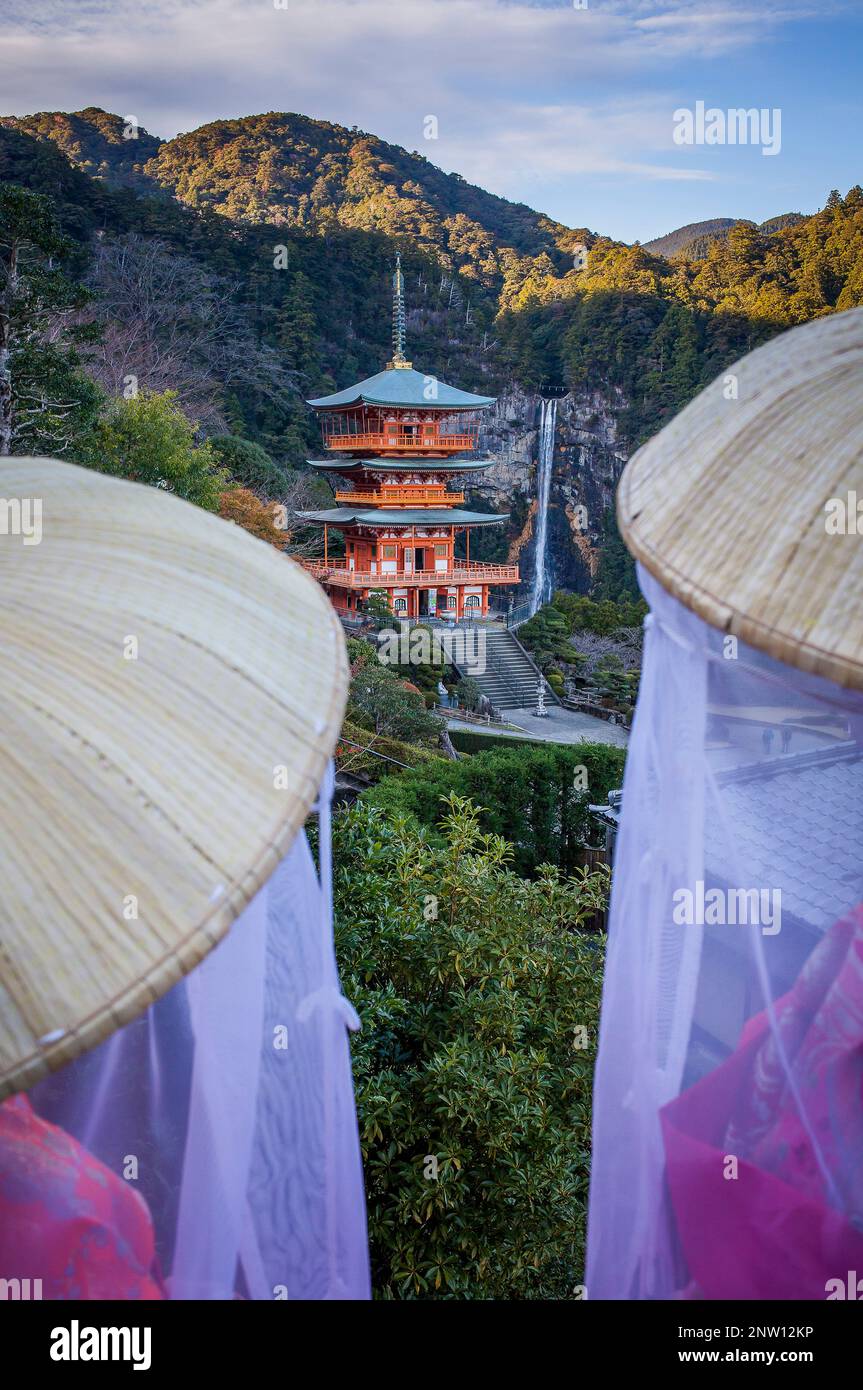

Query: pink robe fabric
left=0, top=1094, right=164, bottom=1300
left=661, top=905, right=863, bottom=1299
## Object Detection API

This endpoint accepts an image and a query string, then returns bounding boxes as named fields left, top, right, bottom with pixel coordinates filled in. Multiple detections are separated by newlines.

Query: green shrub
left=208, top=433, right=293, bottom=499
left=361, top=741, right=625, bottom=876
left=346, top=635, right=376, bottom=669
left=89, top=390, right=229, bottom=509
left=383, top=623, right=450, bottom=696
left=455, top=675, right=482, bottom=711
left=449, top=731, right=545, bottom=754
left=593, top=653, right=639, bottom=710
left=364, top=590, right=394, bottom=629
left=337, top=717, right=444, bottom=783
left=350, top=662, right=442, bottom=746
left=552, top=589, right=647, bottom=634
left=334, top=795, right=609, bottom=1298
left=516, top=605, right=578, bottom=669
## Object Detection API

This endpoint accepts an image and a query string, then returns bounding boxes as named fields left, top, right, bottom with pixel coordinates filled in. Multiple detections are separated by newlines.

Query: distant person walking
left=781, top=727, right=792, bottom=754
left=762, top=726, right=775, bottom=754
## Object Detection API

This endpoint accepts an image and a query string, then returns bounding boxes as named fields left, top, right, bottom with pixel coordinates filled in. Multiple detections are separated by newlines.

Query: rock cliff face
left=469, top=384, right=629, bottom=598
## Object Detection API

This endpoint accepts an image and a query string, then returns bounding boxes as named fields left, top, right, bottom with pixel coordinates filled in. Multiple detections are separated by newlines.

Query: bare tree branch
left=79, top=233, right=300, bottom=434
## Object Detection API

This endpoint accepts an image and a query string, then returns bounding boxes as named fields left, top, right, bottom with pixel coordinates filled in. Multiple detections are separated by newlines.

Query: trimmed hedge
left=450, top=729, right=546, bottom=753
left=361, top=741, right=626, bottom=876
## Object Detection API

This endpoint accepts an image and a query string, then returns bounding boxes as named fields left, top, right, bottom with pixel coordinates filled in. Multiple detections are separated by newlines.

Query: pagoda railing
left=302, top=559, right=519, bottom=588
left=333, top=487, right=464, bottom=506
left=323, top=431, right=476, bottom=452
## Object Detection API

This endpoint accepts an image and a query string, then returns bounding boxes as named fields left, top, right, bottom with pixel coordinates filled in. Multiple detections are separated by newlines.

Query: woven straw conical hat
left=0, top=458, right=348, bottom=1099
left=618, top=306, right=863, bottom=689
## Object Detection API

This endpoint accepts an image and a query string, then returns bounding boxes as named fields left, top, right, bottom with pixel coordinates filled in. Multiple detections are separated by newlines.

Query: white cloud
left=0, top=0, right=841, bottom=215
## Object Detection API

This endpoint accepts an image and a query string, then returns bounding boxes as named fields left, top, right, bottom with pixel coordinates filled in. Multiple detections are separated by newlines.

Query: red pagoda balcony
left=301, top=559, right=519, bottom=589
left=332, top=487, right=465, bottom=507
left=322, top=430, right=477, bottom=454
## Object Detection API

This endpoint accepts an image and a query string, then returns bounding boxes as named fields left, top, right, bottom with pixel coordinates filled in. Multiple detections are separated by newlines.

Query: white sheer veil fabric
left=32, top=763, right=371, bottom=1300
left=586, top=568, right=707, bottom=1299
left=587, top=567, right=863, bottom=1300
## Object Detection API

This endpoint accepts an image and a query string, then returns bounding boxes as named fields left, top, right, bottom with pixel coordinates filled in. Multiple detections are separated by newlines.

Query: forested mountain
left=644, top=218, right=739, bottom=258
left=645, top=212, right=806, bottom=261
left=494, top=195, right=863, bottom=448
left=0, top=120, right=506, bottom=456
left=1, top=108, right=590, bottom=297
left=2, top=106, right=862, bottom=598
left=0, top=108, right=163, bottom=191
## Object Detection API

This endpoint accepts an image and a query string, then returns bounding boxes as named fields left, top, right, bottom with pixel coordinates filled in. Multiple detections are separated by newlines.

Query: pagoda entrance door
left=418, top=590, right=430, bottom=617
left=414, top=547, right=429, bottom=573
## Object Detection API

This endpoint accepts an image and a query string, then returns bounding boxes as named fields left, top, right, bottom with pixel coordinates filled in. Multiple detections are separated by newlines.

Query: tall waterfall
left=530, top=397, right=557, bottom=614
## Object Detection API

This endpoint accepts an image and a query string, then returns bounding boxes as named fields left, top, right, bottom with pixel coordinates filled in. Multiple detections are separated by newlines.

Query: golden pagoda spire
left=387, top=251, right=412, bottom=369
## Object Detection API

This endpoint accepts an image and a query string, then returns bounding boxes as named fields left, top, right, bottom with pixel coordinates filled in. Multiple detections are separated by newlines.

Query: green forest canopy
left=2, top=109, right=862, bottom=584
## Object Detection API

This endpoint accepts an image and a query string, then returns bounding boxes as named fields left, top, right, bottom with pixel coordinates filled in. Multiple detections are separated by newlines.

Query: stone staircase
left=456, top=626, right=560, bottom=711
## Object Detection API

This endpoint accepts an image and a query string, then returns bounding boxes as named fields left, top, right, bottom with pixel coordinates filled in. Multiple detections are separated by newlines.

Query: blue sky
left=2, top=0, right=861, bottom=242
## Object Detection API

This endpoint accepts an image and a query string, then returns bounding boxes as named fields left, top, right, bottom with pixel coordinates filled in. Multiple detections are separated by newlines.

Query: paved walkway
left=448, top=704, right=629, bottom=749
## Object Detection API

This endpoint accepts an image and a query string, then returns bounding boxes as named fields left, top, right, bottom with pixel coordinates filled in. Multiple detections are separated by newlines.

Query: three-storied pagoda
left=300, top=256, right=518, bottom=621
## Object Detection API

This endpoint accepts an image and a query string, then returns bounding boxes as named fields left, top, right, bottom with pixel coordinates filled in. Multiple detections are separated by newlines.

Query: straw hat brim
left=0, top=458, right=348, bottom=1098
left=618, top=306, right=863, bottom=689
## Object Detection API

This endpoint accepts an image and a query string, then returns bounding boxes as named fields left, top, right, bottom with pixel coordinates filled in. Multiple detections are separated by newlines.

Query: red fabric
left=661, top=905, right=863, bottom=1299
left=0, top=1094, right=164, bottom=1300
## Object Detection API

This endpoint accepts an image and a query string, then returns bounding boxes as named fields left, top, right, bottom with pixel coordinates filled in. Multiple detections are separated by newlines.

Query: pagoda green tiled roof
left=307, top=457, right=493, bottom=472
left=307, top=368, right=495, bottom=410
left=298, top=508, right=508, bottom=527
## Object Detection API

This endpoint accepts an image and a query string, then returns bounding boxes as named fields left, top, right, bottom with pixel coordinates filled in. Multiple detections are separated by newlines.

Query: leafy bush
left=593, top=652, right=639, bottom=709
left=336, top=717, right=444, bottom=783
left=449, top=731, right=545, bottom=754
left=516, top=606, right=578, bottom=669
left=455, top=676, right=482, bottom=711
left=362, top=741, right=625, bottom=876
left=334, top=795, right=608, bottom=1298
left=89, top=390, right=229, bottom=509
left=209, top=433, right=293, bottom=499
left=552, top=589, right=647, bottom=635
left=346, top=635, right=375, bottom=669
left=350, top=662, right=443, bottom=746
left=380, top=623, right=451, bottom=697
left=218, top=486, right=287, bottom=546
left=364, top=590, right=394, bottom=629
